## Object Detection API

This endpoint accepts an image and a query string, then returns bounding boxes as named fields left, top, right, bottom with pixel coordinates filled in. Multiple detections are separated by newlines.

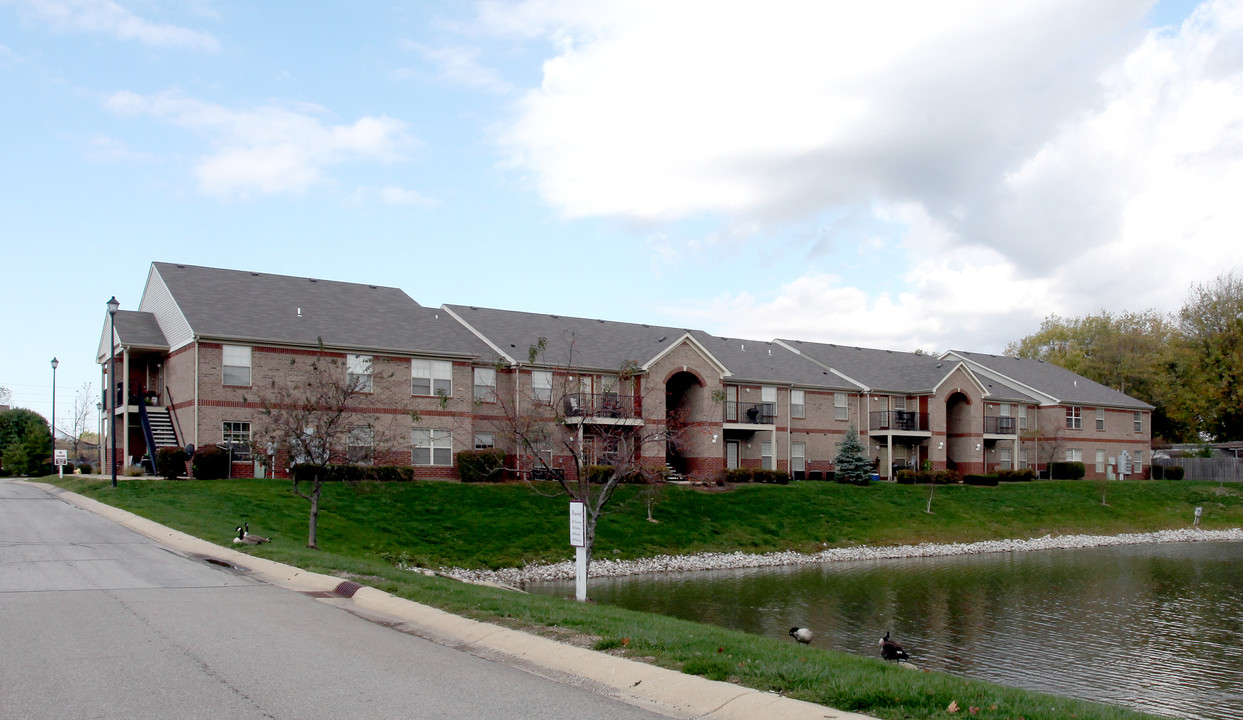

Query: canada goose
left=880, top=631, right=909, bottom=661
left=233, top=525, right=270, bottom=545
left=789, top=627, right=814, bottom=644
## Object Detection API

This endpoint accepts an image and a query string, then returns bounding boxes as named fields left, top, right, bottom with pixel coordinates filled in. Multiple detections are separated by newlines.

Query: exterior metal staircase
left=139, top=405, right=180, bottom=458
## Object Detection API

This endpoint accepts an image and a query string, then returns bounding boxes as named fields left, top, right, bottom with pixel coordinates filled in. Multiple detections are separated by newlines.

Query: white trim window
left=474, top=431, right=495, bottom=450
left=1134, top=449, right=1143, bottom=472
left=1096, top=407, right=1106, bottom=431
left=474, top=367, right=497, bottom=403
left=999, top=446, right=1012, bottom=470
left=1066, top=406, right=1082, bottom=430
left=532, top=370, right=553, bottom=404
left=791, top=441, right=806, bottom=473
left=1096, top=449, right=1106, bottom=473
left=1066, top=448, right=1083, bottom=463
left=347, top=425, right=374, bottom=464
left=1019, top=449, right=1029, bottom=469
left=834, top=392, right=848, bottom=421
left=347, top=354, right=373, bottom=393
left=413, top=428, right=453, bottom=466
left=791, top=389, right=805, bottom=419
left=1019, top=405, right=1030, bottom=431
left=222, top=345, right=251, bottom=386
left=222, top=421, right=251, bottom=461
left=1134, top=411, right=1143, bottom=433
left=761, top=440, right=774, bottom=470
left=412, top=359, right=452, bottom=397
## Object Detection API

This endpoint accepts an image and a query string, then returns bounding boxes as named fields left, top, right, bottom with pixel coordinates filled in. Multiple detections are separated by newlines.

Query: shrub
left=156, top=447, right=189, bottom=479
left=752, top=469, right=791, bottom=485
left=191, top=444, right=230, bottom=480
left=290, top=463, right=416, bottom=482
left=997, top=468, right=1036, bottom=482
left=896, top=469, right=919, bottom=484
left=456, top=450, right=506, bottom=483
left=123, top=464, right=145, bottom=477
left=1050, top=461, right=1086, bottom=480
left=964, top=474, right=999, bottom=486
left=725, top=468, right=754, bottom=483
left=1161, top=464, right=1185, bottom=480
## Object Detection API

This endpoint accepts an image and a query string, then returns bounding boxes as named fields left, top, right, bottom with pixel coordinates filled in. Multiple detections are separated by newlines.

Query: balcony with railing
left=562, top=392, right=638, bottom=420
left=724, top=401, right=777, bottom=425
left=869, top=410, right=928, bottom=432
left=984, top=415, right=1019, bottom=435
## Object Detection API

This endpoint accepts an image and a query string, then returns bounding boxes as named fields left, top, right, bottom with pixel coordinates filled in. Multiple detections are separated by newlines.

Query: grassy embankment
left=47, top=476, right=1243, bottom=720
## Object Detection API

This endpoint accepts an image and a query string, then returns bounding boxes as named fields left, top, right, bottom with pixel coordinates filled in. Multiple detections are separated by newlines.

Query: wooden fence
left=1153, top=457, right=1243, bottom=482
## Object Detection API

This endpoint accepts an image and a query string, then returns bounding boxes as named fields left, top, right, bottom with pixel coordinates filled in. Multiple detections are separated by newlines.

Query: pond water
left=530, top=541, right=1243, bottom=720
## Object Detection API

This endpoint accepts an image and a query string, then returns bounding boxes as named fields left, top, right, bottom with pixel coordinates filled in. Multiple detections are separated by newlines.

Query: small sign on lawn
left=569, top=501, right=586, bottom=547
left=53, top=449, right=67, bottom=466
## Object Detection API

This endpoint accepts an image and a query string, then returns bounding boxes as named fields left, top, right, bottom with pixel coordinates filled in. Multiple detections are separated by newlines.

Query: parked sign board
left=569, top=501, right=586, bottom=547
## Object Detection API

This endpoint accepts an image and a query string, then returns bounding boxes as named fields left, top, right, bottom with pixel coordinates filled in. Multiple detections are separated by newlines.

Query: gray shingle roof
left=152, top=263, right=492, bottom=358
left=688, top=332, right=859, bottom=389
left=777, top=340, right=953, bottom=392
left=113, top=311, right=169, bottom=349
left=949, top=351, right=1154, bottom=409
left=444, top=305, right=688, bottom=371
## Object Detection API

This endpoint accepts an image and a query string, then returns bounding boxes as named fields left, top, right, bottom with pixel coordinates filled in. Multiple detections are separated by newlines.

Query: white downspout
left=122, top=348, right=130, bottom=466
left=193, top=339, right=200, bottom=447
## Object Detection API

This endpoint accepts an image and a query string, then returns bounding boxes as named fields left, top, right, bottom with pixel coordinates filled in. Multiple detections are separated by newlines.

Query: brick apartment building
left=97, top=263, right=1153, bottom=481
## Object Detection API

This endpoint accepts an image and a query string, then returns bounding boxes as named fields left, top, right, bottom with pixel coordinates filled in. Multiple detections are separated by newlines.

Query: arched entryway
left=945, top=391, right=972, bottom=471
left=665, top=370, right=704, bottom=477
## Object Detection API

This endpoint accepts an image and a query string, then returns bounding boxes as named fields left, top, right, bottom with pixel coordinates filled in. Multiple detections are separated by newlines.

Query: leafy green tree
left=833, top=425, right=873, bottom=485
left=1178, top=271, right=1243, bottom=441
left=0, top=408, right=52, bottom=476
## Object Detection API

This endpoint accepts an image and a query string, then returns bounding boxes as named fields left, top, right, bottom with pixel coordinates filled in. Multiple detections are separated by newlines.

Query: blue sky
left=3, top=0, right=1240, bottom=438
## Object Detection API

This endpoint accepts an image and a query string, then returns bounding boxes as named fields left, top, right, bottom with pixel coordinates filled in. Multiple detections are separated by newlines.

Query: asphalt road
left=0, top=480, right=670, bottom=720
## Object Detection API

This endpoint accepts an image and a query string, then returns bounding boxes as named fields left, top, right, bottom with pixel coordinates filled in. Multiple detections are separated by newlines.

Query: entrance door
left=726, top=441, right=740, bottom=470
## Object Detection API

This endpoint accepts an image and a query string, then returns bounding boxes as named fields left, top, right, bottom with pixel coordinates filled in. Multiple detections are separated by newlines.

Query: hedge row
left=290, top=463, right=417, bottom=482
left=895, top=469, right=963, bottom=485
left=1150, top=464, right=1186, bottom=480
left=722, top=468, right=792, bottom=485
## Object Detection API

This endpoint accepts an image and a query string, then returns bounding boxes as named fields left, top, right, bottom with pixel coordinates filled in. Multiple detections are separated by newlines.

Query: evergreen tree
left=0, top=409, right=52, bottom=476
left=834, top=425, right=873, bottom=485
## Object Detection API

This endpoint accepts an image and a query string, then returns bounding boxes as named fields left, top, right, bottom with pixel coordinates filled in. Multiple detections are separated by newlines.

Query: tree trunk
left=307, top=477, right=321, bottom=549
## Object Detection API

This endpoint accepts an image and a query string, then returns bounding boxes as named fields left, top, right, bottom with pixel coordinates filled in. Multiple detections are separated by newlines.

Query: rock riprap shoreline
left=440, top=528, right=1243, bottom=587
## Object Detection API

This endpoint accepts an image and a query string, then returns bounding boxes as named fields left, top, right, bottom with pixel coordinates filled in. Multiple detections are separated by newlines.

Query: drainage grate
left=333, top=581, right=363, bottom=598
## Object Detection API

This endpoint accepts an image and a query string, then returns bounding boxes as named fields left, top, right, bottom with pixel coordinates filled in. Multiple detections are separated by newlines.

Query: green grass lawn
left=44, top=475, right=1240, bottom=720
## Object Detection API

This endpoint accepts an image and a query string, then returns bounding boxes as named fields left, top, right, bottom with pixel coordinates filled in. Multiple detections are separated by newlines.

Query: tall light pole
left=50, top=357, right=59, bottom=457
left=107, top=296, right=119, bottom=487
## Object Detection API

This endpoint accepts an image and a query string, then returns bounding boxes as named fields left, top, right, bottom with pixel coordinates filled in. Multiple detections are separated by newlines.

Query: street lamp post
left=107, top=296, right=119, bottom=487
left=50, top=358, right=58, bottom=461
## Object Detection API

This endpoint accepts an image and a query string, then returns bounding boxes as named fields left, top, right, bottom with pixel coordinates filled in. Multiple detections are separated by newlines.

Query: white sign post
left=54, top=449, right=67, bottom=478
left=569, top=501, right=587, bottom=601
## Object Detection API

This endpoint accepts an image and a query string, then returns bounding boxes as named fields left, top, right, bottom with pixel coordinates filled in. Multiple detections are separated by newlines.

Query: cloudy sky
left=3, top=0, right=1241, bottom=435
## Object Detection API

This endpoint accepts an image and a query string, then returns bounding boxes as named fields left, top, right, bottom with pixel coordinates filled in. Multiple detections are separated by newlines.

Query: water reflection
left=531, top=542, right=1243, bottom=720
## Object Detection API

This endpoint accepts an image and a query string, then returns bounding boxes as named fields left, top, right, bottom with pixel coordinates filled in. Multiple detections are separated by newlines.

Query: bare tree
left=488, top=338, right=687, bottom=594
left=250, top=349, right=392, bottom=549
left=60, top=383, right=94, bottom=461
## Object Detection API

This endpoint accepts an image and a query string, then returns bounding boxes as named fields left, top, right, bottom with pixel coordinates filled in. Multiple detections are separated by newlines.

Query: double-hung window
left=413, top=428, right=452, bottom=466
left=999, top=447, right=1012, bottom=470
left=412, top=359, right=452, bottom=397
left=761, top=440, right=774, bottom=470
left=791, top=442, right=806, bottom=472
left=1096, top=407, right=1105, bottom=431
left=348, top=354, right=373, bottom=393
left=348, top=426, right=374, bottom=464
left=474, top=432, right=495, bottom=450
left=222, top=421, right=251, bottom=460
left=1134, top=412, right=1143, bottom=433
left=1096, top=449, right=1106, bottom=473
left=1066, top=406, right=1082, bottom=430
left=222, top=345, right=251, bottom=386
left=834, top=392, right=848, bottom=421
left=791, top=389, right=805, bottom=419
left=474, top=367, right=497, bottom=403
left=532, top=370, right=553, bottom=404
left=1066, top=448, right=1083, bottom=463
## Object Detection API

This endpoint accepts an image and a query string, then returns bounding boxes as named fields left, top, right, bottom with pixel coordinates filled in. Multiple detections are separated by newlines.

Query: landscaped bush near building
left=997, top=468, right=1036, bottom=482
left=1153, top=464, right=1185, bottom=480
left=964, top=474, right=1000, bottom=486
left=290, top=464, right=416, bottom=482
left=895, top=469, right=962, bottom=485
left=722, top=468, right=791, bottom=485
left=1050, top=461, right=1087, bottom=480
left=190, top=444, right=229, bottom=480
left=156, top=447, right=189, bottom=479
left=456, top=450, right=506, bottom=483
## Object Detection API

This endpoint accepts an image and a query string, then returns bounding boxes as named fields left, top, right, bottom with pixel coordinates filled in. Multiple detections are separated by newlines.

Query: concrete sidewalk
left=32, top=481, right=876, bottom=720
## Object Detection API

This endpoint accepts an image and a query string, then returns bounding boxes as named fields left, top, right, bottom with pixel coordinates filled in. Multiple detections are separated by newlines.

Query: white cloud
left=401, top=40, right=513, bottom=94
left=9, top=0, right=218, bottom=51
left=485, top=0, right=1243, bottom=350
left=104, top=90, right=415, bottom=198
left=379, top=185, right=438, bottom=207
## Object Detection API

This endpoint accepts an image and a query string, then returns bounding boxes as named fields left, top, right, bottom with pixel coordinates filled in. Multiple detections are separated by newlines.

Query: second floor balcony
left=563, top=392, right=638, bottom=419
left=724, top=401, right=776, bottom=424
left=870, top=410, right=928, bottom=432
left=984, top=415, right=1019, bottom=435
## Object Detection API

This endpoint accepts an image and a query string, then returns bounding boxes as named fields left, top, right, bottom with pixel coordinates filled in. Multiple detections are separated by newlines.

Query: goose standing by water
left=789, top=627, right=814, bottom=644
left=880, top=631, right=909, bottom=662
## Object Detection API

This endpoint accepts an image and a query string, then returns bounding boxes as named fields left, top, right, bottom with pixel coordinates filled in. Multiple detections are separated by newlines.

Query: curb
left=33, top=482, right=876, bottom=720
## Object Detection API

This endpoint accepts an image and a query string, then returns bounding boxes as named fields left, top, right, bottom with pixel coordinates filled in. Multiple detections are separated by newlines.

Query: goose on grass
left=788, top=627, right=814, bottom=644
